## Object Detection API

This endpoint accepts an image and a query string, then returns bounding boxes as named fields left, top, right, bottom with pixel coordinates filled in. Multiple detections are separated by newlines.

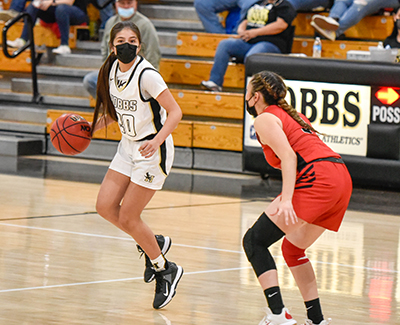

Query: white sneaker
left=312, top=15, right=339, bottom=31
left=200, top=80, right=222, bottom=92
left=7, top=38, right=26, bottom=48
left=0, top=9, right=19, bottom=22
left=259, top=307, right=297, bottom=325
left=52, top=45, right=71, bottom=55
left=303, top=318, right=332, bottom=325
left=310, top=21, right=336, bottom=41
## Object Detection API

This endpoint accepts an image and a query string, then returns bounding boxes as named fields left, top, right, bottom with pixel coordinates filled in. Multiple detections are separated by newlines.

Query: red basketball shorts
left=292, top=160, right=353, bottom=232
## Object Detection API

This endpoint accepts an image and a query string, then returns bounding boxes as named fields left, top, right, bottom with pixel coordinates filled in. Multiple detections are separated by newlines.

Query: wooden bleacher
left=292, top=12, right=394, bottom=40
left=176, top=32, right=380, bottom=60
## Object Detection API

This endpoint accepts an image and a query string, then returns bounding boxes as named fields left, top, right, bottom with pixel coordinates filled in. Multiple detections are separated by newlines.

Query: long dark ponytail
left=91, top=21, right=142, bottom=136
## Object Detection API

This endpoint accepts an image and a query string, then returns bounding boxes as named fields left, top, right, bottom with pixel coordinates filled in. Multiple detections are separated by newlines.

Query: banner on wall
left=244, top=79, right=371, bottom=156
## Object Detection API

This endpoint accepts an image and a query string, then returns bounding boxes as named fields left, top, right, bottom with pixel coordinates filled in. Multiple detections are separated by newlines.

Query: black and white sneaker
left=153, top=261, right=184, bottom=309
left=137, top=235, right=172, bottom=283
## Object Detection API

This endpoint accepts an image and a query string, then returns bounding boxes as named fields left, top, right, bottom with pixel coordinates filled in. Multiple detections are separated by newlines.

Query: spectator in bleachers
left=384, top=6, right=400, bottom=48
left=194, top=0, right=259, bottom=34
left=287, top=0, right=332, bottom=12
left=311, top=0, right=400, bottom=41
left=83, top=0, right=160, bottom=99
left=0, top=0, right=112, bottom=32
left=201, top=0, right=296, bottom=92
left=6, top=0, right=89, bottom=54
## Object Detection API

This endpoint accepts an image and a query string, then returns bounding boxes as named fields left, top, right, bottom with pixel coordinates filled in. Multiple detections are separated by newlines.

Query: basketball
left=50, top=113, right=92, bottom=156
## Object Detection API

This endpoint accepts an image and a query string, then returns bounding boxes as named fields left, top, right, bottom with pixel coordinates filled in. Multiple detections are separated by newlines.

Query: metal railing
left=2, top=12, right=42, bottom=103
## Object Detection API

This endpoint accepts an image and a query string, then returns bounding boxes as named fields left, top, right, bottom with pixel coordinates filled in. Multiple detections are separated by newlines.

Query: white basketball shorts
left=109, top=134, right=174, bottom=190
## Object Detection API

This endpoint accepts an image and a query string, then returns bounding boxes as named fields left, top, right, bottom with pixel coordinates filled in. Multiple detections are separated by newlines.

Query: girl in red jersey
left=242, top=71, right=352, bottom=325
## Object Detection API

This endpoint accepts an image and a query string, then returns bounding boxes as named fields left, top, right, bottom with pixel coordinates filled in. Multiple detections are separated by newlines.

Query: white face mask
left=117, top=7, right=135, bottom=19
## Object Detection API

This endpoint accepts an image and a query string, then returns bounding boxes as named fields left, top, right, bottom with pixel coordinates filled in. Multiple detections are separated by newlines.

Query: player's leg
left=284, top=224, right=327, bottom=325
left=243, top=199, right=304, bottom=324
left=96, top=168, right=130, bottom=232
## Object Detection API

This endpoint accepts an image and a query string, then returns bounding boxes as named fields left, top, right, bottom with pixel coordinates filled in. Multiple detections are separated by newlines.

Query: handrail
left=2, top=13, right=42, bottom=103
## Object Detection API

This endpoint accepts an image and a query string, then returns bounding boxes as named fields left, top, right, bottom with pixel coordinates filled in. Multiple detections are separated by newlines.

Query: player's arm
left=91, top=114, right=115, bottom=133
left=254, top=113, right=298, bottom=225
left=139, top=89, right=182, bottom=158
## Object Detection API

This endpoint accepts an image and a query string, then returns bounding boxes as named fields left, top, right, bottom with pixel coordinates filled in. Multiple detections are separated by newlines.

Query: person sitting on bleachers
left=83, top=0, right=161, bottom=99
left=384, top=6, right=400, bottom=48
left=194, top=0, right=260, bottom=34
left=0, top=0, right=112, bottom=33
left=6, top=0, right=89, bottom=54
left=311, top=0, right=399, bottom=41
left=201, top=0, right=296, bottom=92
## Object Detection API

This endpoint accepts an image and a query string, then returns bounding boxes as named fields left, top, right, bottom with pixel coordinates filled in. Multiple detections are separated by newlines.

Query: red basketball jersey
left=257, top=105, right=341, bottom=170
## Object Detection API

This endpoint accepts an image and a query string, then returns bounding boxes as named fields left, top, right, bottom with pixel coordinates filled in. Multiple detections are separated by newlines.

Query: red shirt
left=257, top=105, right=341, bottom=171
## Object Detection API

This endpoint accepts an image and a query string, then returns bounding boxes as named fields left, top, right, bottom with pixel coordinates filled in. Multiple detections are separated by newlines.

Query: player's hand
left=270, top=199, right=298, bottom=225
left=138, top=139, right=160, bottom=158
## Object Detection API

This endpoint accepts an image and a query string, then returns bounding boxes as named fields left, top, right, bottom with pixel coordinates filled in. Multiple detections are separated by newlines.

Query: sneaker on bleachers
left=310, top=21, right=336, bottom=41
left=52, top=45, right=71, bottom=55
left=7, top=38, right=26, bottom=48
left=0, top=9, right=19, bottom=22
left=312, top=15, right=339, bottom=31
left=303, top=318, right=332, bottom=325
left=201, top=80, right=222, bottom=92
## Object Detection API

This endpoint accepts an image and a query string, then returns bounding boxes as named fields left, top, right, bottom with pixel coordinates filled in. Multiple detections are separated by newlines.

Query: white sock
left=151, top=254, right=166, bottom=272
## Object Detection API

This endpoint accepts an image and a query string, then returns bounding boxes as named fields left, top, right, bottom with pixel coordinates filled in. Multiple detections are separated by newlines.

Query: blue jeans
left=287, top=0, right=331, bottom=11
left=10, top=0, right=28, bottom=12
left=21, top=4, right=88, bottom=45
left=96, top=0, right=114, bottom=29
left=194, top=0, right=257, bottom=34
left=330, top=0, right=399, bottom=36
left=209, top=38, right=281, bottom=86
left=83, top=70, right=98, bottom=98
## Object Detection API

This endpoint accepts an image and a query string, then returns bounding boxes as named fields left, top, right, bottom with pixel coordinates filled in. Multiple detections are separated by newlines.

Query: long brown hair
left=91, top=21, right=142, bottom=136
left=250, top=71, right=319, bottom=134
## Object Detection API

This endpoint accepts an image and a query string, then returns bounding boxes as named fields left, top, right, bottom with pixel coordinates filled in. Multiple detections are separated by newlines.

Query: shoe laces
left=154, top=272, right=164, bottom=293
left=136, top=244, right=145, bottom=257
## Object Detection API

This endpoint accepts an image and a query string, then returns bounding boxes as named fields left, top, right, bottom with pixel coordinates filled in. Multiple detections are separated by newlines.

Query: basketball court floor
left=0, top=154, right=399, bottom=324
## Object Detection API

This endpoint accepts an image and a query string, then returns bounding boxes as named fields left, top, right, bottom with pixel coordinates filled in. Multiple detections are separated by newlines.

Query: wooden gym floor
left=0, top=155, right=399, bottom=325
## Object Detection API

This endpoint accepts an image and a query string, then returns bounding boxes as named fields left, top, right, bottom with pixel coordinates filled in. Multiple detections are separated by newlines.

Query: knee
left=83, top=72, right=95, bottom=89
left=95, top=199, right=108, bottom=218
left=242, top=227, right=254, bottom=260
left=281, top=237, right=309, bottom=267
left=54, top=4, right=70, bottom=17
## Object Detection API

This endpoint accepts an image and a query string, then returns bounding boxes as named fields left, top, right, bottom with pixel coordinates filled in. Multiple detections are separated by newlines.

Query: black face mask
left=396, top=19, right=400, bottom=30
left=116, top=43, right=137, bottom=64
left=246, top=99, right=257, bottom=118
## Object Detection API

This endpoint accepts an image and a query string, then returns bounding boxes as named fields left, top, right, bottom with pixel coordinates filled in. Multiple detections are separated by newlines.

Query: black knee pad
left=242, top=212, right=285, bottom=277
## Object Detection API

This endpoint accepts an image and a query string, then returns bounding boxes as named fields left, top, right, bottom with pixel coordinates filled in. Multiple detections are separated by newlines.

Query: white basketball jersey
left=109, top=56, right=167, bottom=141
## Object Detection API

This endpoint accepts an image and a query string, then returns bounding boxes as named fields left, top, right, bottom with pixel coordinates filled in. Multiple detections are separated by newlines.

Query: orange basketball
left=50, top=113, right=92, bottom=156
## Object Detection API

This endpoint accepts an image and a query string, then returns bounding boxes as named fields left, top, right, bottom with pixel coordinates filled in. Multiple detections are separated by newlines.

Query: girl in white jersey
left=91, top=21, right=183, bottom=310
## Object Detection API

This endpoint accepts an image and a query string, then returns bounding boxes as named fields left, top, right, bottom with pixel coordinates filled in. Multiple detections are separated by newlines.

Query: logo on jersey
left=144, top=172, right=155, bottom=183
left=111, top=94, right=137, bottom=111
left=116, top=79, right=127, bottom=89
